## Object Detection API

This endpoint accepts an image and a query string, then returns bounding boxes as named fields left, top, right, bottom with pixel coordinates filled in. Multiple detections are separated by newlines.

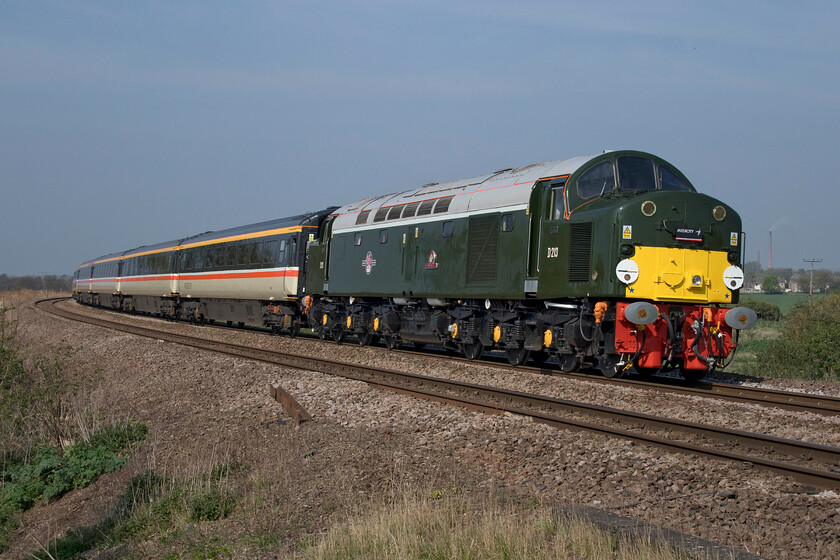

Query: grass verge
left=0, top=421, right=147, bottom=552
left=299, top=490, right=684, bottom=560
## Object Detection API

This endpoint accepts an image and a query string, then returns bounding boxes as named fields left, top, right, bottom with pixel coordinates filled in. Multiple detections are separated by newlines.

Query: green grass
left=0, top=421, right=147, bottom=553
left=300, top=491, right=686, bottom=560
left=740, top=292, right=823, bottom=316
left=731, top=292, right=840, bottom=380
left=30, top=461, right=240, bottom=559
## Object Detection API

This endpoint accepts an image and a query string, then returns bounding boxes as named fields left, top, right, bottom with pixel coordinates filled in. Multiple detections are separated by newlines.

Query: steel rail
left=38, top=298, right=840, bottom=490
left=56, top=296, right=840, bottom=417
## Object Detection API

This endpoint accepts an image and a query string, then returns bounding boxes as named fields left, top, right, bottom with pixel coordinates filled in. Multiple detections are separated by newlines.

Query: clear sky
left=2, top=1, right=838, bottom=275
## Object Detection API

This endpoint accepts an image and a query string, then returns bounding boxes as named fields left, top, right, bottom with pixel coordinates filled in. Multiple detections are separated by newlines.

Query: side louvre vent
left=568, top=222, right=592, bottom=282
left=467, top=215, right=499, bottom=285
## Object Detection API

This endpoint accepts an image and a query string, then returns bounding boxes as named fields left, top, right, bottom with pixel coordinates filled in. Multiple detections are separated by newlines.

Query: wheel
left=505, top=347, right=530, bottom=366
left=599, top=354, right=625, bottom=379
left=557, top=354, right=579, bottom=373
left=289, top=320, right=300, bottom=339
left=601, top=365, right=624, bottom=379
left=357, top=332, right=373, bottom=346
left=460, top=341, right=484, bottom=360
left=384, top=335, right=400, bottom=350
left=332, top=327, right=346, bottom=344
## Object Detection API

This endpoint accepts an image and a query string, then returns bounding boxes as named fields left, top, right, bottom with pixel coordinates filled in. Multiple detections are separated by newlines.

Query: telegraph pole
left=803, top=258, right=822, bottom=295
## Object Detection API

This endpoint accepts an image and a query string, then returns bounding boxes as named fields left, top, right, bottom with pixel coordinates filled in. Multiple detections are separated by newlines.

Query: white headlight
left=723, top=265, right=745, bottom=290
left=615, top=259, right=639, bottom=285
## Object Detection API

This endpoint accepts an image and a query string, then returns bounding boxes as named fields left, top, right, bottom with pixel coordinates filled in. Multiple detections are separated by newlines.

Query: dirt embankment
left=4, top=298, right=839, bottom=559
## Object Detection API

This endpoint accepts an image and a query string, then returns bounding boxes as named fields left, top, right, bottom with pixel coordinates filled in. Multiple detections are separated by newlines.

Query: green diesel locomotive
left=305, top=150, right=756, bottom=378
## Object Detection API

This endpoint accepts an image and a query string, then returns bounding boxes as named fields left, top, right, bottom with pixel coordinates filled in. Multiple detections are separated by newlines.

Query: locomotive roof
left=329, top=152, right=609, bottom=232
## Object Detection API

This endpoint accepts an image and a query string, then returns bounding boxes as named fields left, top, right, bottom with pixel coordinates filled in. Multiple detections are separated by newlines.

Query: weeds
left=31, top=460, right=241, bottom=559
left=0, top=421, right=147, bottom=552
left=755, top=292, right=840, bottom=380
left=299, top=489, right=683, bottom=560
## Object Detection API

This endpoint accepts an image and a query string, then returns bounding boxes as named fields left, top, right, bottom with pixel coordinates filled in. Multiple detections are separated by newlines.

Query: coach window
left=286, top=239, right=296, bottom=264
left=379, top=229, right=388, bottom=244
left=264, top=240, right=278, bottom=266
left=249, top=242, right=261, bottom=265
left=442, top=221, right=454, bottom=238
left=237, top=244, right=249, bottom=266
left=577, top=161, right=615, bottom=200
left=277, top=240, right=287, bottom=265
left=354, top=232, right=362, bottom=246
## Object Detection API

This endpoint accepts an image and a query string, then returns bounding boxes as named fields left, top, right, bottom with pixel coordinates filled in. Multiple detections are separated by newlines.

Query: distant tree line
left=742, top=262, right=839, bottom=293
left=0, top=274, right=72, bottom=292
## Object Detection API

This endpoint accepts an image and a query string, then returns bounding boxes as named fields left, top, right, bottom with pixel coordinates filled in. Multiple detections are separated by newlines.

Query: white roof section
left=331, top=153, right=598, bottom=232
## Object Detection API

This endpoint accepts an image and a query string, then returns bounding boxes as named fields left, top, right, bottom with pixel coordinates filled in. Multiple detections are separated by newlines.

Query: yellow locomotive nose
left=621, top=247, right=733, bottom=303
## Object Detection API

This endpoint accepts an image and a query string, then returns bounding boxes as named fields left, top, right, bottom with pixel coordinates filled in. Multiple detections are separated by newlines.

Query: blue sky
left=2, top=1, right=839, bottom=275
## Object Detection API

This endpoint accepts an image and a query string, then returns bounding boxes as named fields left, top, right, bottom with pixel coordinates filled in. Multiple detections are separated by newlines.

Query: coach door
left=283, top=237, right=299, bottom=295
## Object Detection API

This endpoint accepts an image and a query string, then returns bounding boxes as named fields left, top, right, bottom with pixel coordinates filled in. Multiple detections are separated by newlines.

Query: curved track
left=38, top=297, right=840, bottom=490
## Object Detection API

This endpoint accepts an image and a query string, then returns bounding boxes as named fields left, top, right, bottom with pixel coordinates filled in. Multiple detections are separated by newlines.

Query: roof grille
left=433, top=196, right=454, bottom=214
left=373, top=207, right=389, bottom=222
left=403, top=201, right=420, bottom=218
left=355, top=210, right=371, bottom=225
left=417, top=200, right=436, bottom=216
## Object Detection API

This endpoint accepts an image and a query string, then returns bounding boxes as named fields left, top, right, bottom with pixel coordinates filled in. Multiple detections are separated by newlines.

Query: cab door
left=529, top=179, right=568, bottom=297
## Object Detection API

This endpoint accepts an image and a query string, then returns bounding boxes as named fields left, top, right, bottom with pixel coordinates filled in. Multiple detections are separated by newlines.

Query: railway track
left=38, top=297, right=840, bottom=490
left=55, top=297, right=840, bottom=418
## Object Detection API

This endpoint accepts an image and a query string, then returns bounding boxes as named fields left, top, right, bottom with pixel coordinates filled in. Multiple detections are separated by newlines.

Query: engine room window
left=442, top=221, right=454, bottom=238
left=501, top=214, right=514, bottom=232
left=658, top=165, right=692, bottom=191
left=577, top=161, right=615, bottom=200
left=618, top=157, right=656, bottom=193
left=354, top=232, right=362, bottom=246
left=379, top=229, right=388, bottom=244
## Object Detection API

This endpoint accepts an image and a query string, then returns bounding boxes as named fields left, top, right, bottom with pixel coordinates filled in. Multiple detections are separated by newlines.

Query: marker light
left=713, top=206, right=727, bottom=221
left=615, top=259, right=639, bottom=285
left=723, top=265, right=745, bottom=290
left=691, top=275, right=703, bottom=287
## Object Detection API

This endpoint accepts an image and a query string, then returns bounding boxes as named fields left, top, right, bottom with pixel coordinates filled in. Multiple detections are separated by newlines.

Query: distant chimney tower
left=769, top=231, right=772, bottom=270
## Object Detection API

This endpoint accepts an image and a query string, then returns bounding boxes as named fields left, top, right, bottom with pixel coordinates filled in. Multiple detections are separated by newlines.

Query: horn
left=624, top=302, right=659, bottom=325
left=725, top=307, right=758, bottom=330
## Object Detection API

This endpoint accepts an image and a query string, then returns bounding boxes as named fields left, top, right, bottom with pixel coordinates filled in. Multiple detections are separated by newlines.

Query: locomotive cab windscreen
left=573, top=154, right=694, bottom=207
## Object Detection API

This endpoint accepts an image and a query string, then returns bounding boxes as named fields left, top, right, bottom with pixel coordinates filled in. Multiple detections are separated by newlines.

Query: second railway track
left=38, top=297, right=840, bottom=490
